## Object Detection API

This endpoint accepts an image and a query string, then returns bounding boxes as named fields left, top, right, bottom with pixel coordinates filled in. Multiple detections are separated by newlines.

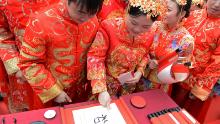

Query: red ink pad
left=130, top=96, right=146, bottom=108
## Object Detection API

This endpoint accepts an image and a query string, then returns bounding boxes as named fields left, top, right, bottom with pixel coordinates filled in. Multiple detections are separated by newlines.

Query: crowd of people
left=0, top=0, right=219, bottom=121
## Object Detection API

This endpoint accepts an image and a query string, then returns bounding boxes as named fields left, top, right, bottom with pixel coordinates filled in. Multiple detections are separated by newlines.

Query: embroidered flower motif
left=129, top=0, right=167, bottom=17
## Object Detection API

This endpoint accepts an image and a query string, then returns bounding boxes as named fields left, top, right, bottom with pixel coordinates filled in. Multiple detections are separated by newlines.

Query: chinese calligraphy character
left=94, top=114, right=108, bottom=124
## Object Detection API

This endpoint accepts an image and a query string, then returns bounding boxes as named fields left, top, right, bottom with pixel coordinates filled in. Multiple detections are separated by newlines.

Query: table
left=120, top=89, right=178, bottom=124
left=64, top=89, right=178, bottom=124
left=198, top=96, right=220, bottom=123
left=0, top=107, right=63, bottom=124
left=0, top=89, right=179, bottom=124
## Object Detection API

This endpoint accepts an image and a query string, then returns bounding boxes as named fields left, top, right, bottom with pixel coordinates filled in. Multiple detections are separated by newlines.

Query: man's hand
left=54, top=91, right=72, bottom=103
left=149, top=59, right=158, bottom=69
left=15, top=70, right=27, bottom=84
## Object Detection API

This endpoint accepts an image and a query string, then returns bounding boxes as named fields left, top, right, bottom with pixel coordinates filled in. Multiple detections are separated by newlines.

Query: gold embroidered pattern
left=129, top=0, right=167, bottom=17
left=106, top=10, right=124, bottom=20
left=4, top=57, right=19, bottom=75
left=92, top=80, right=107, bottom=94
left=192, top=0, right=204, bottom=5
left=176, top=0, right=187, bottom=5
left=38, top=83, right=63, bottom=103
left=109, top=45, right=146, bottom=77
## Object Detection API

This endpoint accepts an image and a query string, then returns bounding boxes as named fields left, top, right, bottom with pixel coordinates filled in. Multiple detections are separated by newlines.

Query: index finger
left=106, top=98, right=111, bottom=110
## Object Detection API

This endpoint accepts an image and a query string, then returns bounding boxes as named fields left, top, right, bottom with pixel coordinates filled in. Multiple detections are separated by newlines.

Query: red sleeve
left=19, top=16, right=63, bottom=103
left=87, top=26, right=109, bottom=94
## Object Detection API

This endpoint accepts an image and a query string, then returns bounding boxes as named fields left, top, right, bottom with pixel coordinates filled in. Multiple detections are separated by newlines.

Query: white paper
left=72, top=103, right=126, bottom=124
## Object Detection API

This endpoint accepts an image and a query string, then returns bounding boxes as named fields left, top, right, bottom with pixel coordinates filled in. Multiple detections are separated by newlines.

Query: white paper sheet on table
left=72, top=103, right=126, bottom=124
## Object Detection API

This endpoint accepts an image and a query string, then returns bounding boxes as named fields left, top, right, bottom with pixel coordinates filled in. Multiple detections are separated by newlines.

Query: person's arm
left=136, top=34, right=154, bottom=75
left=0, top=10, right=19, bottom=75
left=19, top=17, right=63, bottom=103
left=87, top=27, right=109, bottom=94
left=190, top=35, right=220, bottom=101
left=87, top=24, right=111, bottom=108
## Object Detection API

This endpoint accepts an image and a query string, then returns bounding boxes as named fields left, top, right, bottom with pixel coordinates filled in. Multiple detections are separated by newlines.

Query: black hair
left=128, top=5, right=158, bottom=22
left=68, top=0, right=104, bottom=15
left=172, top=0, right=192, bottom=18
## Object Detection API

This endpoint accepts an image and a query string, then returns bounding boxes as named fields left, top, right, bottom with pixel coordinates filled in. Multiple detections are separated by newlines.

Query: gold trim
left=4, top=57, right=19, bottom=75
left=22, top=41, right=44, bottom=53
left=0, top=43, right=14, bottom=49
left=191, top=84, right=210, bottom=101
left=24, top=65, right=41, bottom=81
left=28, top=74, right=47, bottom=85
left=92, top=80, right=107, bottom=94
left=20, top=50, right=38, bottom=60
left=38, top=83, right=63, bottom=103
left=56, top=80, right=64, bottom=90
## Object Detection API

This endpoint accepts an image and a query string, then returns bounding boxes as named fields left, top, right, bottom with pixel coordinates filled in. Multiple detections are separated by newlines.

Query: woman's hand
left=125, top=71, right=142, bottom=84
left=98, top=91, right=111, bottom=109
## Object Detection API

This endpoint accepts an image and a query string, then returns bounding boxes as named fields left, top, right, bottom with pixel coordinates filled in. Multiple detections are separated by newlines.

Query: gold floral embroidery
left=106, top=10, right=124, bottom=20
left=194, top=48, right=209, bottom=63
left=92, top=80, right=107, bottom=94
left=129, top=0, right=167, bottom=17
left=87, top=31, right=107, bottom=81
left=109, top=45, right=146, bottom=77
left=88, top=67, right=106, bottom=80
left=192, top=0, right=204, bottom=5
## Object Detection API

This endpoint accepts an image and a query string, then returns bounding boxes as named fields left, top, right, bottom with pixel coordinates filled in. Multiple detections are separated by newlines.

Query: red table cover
left=120, top=89, right=178, bottom=124
left=0, top=107, right=63, bottom=124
